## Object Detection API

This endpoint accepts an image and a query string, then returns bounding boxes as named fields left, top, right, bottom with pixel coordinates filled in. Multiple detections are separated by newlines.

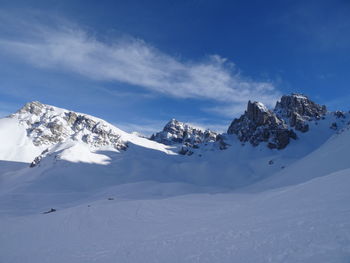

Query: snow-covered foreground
left=1, top=169, right=350, bottom=263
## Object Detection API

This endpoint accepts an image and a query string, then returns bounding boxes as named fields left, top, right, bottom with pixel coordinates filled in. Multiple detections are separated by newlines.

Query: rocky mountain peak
left=246, top=101, right=282, bottom=126
left=162, top=118, right=183, bottom=135
left=227, top=101, right=296, bottom=150
left=17, top=101, right=45, bottom=115
left=274, top=94, right=327, bottom=132
left=11, top=101, right=127, bottom=150
left=150, top=119, right=218, bottom=152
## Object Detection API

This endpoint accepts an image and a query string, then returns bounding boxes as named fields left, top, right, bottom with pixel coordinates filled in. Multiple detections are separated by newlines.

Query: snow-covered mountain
left=1, top=93, right=349, bottom=192
left=1, top=94, right=350, bottom=263
left=150, top=119, right=218, bottom=155
left=0, top=101, right=173, bottom=165
left=12, top=101, right=128, bottom=150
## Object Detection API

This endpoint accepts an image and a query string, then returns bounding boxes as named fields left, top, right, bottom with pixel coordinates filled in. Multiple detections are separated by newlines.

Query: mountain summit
left=150, top=119, right=218, bottom=148
left=11, top=101, right=127, bottom=150
left=274, top=93, right=327, bottom=132
left=227, top=100, right=296, bottom=149
left=227, top=93, right=330, bottom=149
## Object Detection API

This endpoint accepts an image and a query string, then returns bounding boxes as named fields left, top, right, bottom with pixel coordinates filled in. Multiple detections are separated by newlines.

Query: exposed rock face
left=11, top=101, right=127, bottom=150
left=19, top=101, right=45, bottom=115
left=150, top=119, right=218, bottom=153
left=227, top=94, right=329, bottom=149
left=334, top=111, right=346, bottom=119
left=227, top=101, right=297, bottom=149
left=30, top=149, right=49, bottom=168
left=274, top=94, right=327, bottom=132
left=330, top=122, right=338, bottom=130
left=216, top=134, right=230, bottom=150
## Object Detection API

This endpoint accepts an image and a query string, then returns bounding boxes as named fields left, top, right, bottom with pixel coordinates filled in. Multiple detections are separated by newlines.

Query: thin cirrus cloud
left=0, top=16, right=281, bottom=115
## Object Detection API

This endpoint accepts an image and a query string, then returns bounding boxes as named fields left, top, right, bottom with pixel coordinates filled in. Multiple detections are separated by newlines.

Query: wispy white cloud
left=0, top=15, right=280, bottom=114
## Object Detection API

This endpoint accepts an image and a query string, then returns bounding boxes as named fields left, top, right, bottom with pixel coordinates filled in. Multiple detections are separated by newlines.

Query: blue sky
left=0, top=0, right=349, bottom=134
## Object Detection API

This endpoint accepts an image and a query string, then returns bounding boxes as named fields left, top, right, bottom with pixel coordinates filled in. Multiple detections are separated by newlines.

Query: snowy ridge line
left=1, top=93, right=349, bottom=166
left=10, top=101, right=128, bottom=150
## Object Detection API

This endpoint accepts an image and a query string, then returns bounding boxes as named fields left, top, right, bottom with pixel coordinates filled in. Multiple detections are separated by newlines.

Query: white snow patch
left=0, top=118, right=44, bottom=163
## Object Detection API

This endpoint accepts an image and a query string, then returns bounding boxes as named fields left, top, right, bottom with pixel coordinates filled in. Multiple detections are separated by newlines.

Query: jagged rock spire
left=274, top=93, right=327, bottom=132
left=227, top=101, right=296, bottom=149
left=227, top=94, right=328, bottom=149
left=246, top=101, right=280, bottom=126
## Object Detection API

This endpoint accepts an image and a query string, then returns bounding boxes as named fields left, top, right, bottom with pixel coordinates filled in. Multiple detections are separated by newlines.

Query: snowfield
left=1, top=170, right=350, bottom=263
left=1, top=102, right=350, bottom=262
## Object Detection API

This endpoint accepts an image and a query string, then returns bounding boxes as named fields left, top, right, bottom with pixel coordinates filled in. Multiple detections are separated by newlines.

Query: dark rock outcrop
left=43, top=208, right=56, bottom=214
left=151, top=119, right=217, bottom=146
left=216, top=134, right=229, bottom=150
left=30, top=149, right=49, bottom=168
left=334, top=111, right=346, bottom=119
left=274, top=94, right=327, bottom=132
left=330, top=122, right=338, bottom=130
left=227, top=101, right=297, bottom=150
left=227, top=94, right=330, bottom=149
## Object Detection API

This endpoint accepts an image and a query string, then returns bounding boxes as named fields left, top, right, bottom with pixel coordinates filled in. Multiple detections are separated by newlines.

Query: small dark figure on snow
left=43, top=208, right=56, bottom=214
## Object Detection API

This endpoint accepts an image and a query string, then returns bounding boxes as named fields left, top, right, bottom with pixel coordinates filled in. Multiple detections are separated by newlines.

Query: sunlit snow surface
left=1, top=111, right=350, bottom=262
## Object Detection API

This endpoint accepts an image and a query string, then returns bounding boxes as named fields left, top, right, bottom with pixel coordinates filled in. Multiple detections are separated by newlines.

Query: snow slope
left=250, top=122, right=350, bottom=190
left=0, top=118, right=45, bottom=163
left=0, top=169, right=349, bottom=263
left=3, top=101, right=174, bottom=163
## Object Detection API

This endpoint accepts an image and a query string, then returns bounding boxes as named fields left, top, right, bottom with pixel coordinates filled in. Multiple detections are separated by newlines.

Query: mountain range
left=1, top=93, right=350, bottom=263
